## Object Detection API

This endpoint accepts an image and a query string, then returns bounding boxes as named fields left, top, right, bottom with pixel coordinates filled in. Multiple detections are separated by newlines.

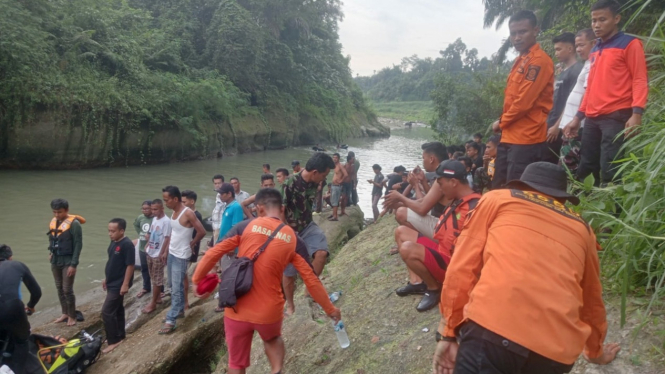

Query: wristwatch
left=435, top=331, right=456, bottom=343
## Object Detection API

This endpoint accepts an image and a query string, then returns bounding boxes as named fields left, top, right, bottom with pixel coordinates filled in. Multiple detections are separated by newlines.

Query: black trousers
left=576, top=109, right=631, bottom=186
left=454, top=321, right=573, bottom=374
left=102, top=291, right=126, bottom=345
left=0, top=299, right=30, bottom=374
left=139, top=250, right=151, bottom=291
left=492, top=142, right=544, bottom=189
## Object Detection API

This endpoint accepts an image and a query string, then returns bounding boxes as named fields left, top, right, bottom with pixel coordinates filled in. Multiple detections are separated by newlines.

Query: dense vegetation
left=0, top=0, right=374, bottom=159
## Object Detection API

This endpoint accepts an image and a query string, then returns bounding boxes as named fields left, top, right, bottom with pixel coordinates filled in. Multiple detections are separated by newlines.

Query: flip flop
left=328, top=217, right=338, bottom=221
left=388, top=245, right=399, bottom=255
left=158, top=323, right=176, bottom=335
left=136, top=289, right=149, bottom=298
left=214, top=306, right=224, bottom=313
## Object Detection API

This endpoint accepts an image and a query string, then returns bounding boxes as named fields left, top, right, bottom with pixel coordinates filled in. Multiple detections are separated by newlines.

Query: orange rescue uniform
left=500, top=43, right=554, bottom=145
left=439, top=189, right=607, bottom=365
left=193, top=216, right=336, bottom=324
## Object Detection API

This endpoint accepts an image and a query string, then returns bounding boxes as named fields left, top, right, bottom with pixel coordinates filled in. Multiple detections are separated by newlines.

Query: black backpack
left=218, top=224, right=285, bottom=309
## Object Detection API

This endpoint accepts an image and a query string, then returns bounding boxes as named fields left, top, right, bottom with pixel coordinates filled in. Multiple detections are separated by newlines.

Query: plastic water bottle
left=329, top=291, right=342, bottom=303
left=333, top=320, right=350, bottom=348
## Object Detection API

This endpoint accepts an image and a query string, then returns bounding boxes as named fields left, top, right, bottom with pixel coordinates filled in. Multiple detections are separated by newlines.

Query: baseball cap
left=215, top=182, right=234, bottom=195
left=435, top=160, right=467, bottom=181
left=291, top=160, right=300, bottom=167
left=196, top=273, right=220, bottom=295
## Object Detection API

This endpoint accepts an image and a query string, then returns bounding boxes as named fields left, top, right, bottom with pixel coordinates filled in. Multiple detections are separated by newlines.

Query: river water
left=0, top=126, right=434, bottom=309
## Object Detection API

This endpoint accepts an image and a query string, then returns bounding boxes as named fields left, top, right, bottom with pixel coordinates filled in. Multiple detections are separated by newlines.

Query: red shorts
left=417, top=236, right=450, bottom=284
left=224, top=316, right=282, bottom=369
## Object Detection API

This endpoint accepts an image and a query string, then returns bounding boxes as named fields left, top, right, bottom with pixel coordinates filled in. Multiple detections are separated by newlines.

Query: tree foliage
left=0, top=0, right=372, bottom=158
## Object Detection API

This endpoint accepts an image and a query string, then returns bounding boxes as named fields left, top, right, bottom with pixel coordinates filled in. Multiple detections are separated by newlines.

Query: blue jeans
left=166, top=254, right=188, bottom=325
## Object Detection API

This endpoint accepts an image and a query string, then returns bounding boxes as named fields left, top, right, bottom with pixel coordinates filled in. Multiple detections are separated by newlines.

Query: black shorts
left=342, top=182, right=353, bottom=195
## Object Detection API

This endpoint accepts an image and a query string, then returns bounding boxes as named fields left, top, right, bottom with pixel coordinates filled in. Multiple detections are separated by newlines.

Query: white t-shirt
left=559, top=60, right=591, bottom=129
left=145, top=216, right=171, bottom=258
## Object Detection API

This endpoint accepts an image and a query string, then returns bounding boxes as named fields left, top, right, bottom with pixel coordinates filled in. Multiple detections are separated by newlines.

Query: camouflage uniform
left=473, top=159, right=495, bottom=194
left=560, top=130, right=582, bottom=174
left=281, top=172, right=318, bottom=234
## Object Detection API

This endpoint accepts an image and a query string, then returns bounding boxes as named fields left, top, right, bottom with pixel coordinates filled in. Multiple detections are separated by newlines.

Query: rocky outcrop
left=0, top=110, right=389, bottom=169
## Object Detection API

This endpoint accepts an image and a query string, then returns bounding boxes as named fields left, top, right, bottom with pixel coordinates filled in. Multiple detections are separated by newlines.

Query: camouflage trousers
left=560, top=128, right=583, bottom=174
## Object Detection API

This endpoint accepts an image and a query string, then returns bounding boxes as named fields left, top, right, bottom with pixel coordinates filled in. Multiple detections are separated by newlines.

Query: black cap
left=215, top=182, right=235, bottom=195
left=435, top=160, right=467, bottom=181
left=291, top=160, right=300, bottom=166
left=0, top=244, right=12, bottom=260
left=505, top=162, right=580, bottom=205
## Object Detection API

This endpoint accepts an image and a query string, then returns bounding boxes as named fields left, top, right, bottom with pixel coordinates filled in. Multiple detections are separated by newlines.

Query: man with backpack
left=395, top=160, right=481, bottom=312
left=193, top=188, right=340, bottom=374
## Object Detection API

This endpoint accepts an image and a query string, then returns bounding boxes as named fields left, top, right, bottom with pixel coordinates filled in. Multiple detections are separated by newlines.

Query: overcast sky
left=339, top=0, right=510, bottom=77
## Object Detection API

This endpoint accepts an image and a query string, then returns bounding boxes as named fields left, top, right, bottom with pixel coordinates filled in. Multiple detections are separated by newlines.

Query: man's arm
left=120, top=242, right=135, bottom=295
left=20, top=263, right=42, bottom=309
left=385, top=181, right=444, bottom=216
left=500, top=57, right=554, bottom=128
left=340, top=164, right=348, bottom=179
left=626, top=39, right=649, bottom=114
left=241, top=195, right=256, bottom=219
left=292, top=252, right=340, bottom=320
left=67, top=221, right=83, bottom=276
left=192, top=230, right=242, bottom=284
left=134, top=216, right=142, bottom=236
left=439, top=195, right=497, bottom=337
left=159, top=235, right=171, bottom=263
left=187, top=210, right=206, bottom=247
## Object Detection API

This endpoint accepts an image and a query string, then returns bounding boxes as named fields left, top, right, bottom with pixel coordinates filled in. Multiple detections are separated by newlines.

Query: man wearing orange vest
left=492, top=10, right=554, bottom=189
left=48, top=198, right=84, bottom=326
left=396, top=160, right=481, bottom=312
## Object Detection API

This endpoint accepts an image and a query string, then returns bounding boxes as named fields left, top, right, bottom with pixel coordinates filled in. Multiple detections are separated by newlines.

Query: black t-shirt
left=105, top=237, right=135, bottom=291
left=191, top=210, right=204, bottom=263
left=546, top=61, right=584, bottom=128
left=385, top=173, right=403, bottom=196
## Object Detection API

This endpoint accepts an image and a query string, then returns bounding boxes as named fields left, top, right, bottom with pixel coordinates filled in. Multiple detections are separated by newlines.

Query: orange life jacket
left=47, top=215, right=85, bottom=256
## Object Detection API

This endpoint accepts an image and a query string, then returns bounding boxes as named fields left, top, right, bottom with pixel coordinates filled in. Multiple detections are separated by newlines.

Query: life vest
left=47, top=215, right=85, bottom=256
left=432, top=193, right=481, bottom=257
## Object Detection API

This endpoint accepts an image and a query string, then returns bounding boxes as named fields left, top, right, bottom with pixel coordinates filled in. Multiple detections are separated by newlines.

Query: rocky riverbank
left=1, top=111, right=389, bottom=170
left=27, top=206, right=365, bottom=374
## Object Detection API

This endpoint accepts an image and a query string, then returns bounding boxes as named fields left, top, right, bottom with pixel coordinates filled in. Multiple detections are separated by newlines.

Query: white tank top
left=169, top=207, right=194, bottom=260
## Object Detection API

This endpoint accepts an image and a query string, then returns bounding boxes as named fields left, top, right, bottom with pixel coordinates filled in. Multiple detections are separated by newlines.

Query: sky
left=338, top=0, right=511, bottom=77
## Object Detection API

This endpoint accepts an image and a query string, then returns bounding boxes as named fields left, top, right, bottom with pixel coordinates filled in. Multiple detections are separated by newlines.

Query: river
left=0, top=126, right=435, bottom=309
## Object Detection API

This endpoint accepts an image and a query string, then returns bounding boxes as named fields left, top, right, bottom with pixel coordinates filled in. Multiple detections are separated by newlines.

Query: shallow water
left=0, top=126, right=435, bottom=308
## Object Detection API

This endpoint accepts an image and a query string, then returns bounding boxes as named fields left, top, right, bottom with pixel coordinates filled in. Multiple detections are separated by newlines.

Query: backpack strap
left=251, top=223, right=286, bottom=262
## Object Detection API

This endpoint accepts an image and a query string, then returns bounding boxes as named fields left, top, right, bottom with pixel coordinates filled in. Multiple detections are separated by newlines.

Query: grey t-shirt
left=372, top=173, right=385, bottom=196
left=547, top=61, right=584, bottom=128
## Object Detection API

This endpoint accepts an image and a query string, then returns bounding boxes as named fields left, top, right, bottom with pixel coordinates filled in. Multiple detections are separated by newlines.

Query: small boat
left=337, top=144, right=348, bottom=150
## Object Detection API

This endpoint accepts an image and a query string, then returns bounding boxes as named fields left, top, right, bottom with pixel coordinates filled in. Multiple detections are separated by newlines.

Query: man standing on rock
left=101, top=218, right=135, bottom=353
left=397, top=160, right=480, bottom=312
left=433, top=163, right=620, bottom=373
left=142, top=199, right=170, bottom=314
left=158, top=186, right=205, bottom=334
left=348, top=151, right=360, bottom=206
left=193, top=188, right=341, bottom=374
left=48, top=198, right=84, bottom=327
left=281, top=153, right=336, bottom=316
left=329, top=153, right=348, bottom=222
left=134, top=200, right=153, bottom=299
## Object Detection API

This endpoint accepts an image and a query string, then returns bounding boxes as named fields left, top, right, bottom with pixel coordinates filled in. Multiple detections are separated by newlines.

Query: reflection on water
left=0, top=127, right=435, bottom=308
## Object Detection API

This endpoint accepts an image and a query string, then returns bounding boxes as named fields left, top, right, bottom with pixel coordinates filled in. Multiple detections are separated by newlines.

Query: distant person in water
left=291, top=160, right=302, bottom=174
left=101, top=218, right=134, bottom=353
left=262, top=164, right=271, bottom=174
left=48, top=198, right=85, bottom=326
left=275, top=168, right=289, bottom=185
left=134, top=200, right=153, bottom=299
left=158, top=186, right=205, bottom=335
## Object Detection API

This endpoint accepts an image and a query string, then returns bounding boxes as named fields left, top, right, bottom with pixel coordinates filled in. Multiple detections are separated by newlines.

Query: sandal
left=214, top=306, right=224, bottom=313
left=328, top=217, right=338, bottom=221
left=158, top=323, right=176, bottom=335
left=136, top=289, right=149, bottom=298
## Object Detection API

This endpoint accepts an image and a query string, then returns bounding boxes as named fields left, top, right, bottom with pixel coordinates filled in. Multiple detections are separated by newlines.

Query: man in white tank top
left=158, top=186, right=206, bottom=334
